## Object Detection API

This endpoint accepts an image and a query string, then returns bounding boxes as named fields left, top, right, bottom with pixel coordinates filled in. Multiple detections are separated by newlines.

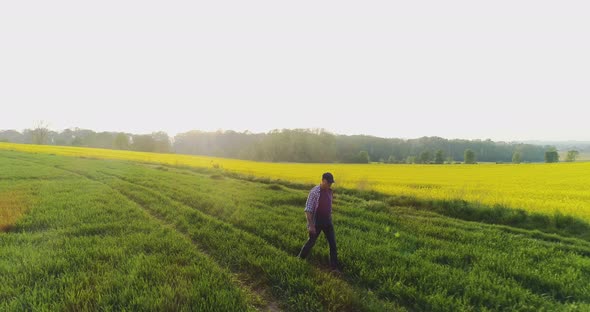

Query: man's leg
left=324, top=223, right=339, bottom=269
left=298, top=226, right=319, bottom=259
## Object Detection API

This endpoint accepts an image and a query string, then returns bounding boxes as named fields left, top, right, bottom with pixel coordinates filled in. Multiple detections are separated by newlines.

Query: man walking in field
left=298, top=172, right=340, bottom=272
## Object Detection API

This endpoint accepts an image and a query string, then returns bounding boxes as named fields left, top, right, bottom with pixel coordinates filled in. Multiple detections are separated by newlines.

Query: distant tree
left=406, top=156, right=416, bottom=164
left=114, top=133, right=130, bottom=150
left=93, top=132, right=115, bottom=149
left=67, top=128, right=96, bottom=147
left=387, top=155, right=397, bottom=164
left=545, top=148, right=559, bottom=163
left=445, top=156, right=454, bottom=164
left=131, top=134, right=156, bottom=152
left=71, top=136, right=84, bottom=146
left=545, top=149, right=560, bottom=163
left=356, top=150, right=370, bottom=163
left=434, top=150, right=444, bottom=164
left=565, top=150, right=579, bottom=162
left=0, top=130, right=24, bottom=143
left=31, top=121, right=50, bottom=145
left=512, top=151, right=522, bottom=164
left=150, top=132, right=171, bottom=153
left=464, top=149, right=476, bottom=164
left=419, top=151, right=432, bottom=164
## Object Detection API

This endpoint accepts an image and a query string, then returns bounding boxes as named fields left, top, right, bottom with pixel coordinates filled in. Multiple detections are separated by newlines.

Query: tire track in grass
left=27, top=152, right=585, bottom=311
left=51, top=163, right=398, bottom=311
left=0, top=154, right=260, bottom=311
left=98, top=175, right=397, bottom=311
left=101, top=163, right=590, bottom=310
left=93, top=167, right=404, bottom=311
left=97, top=167, right=488, bottom=306
left=147, top=162, right=590, bottom=252
left=4, top=155, right=274, bottom=312
left=55, top=165, right=280, bottom=312
left=10, top=151, right=590, bottom=308
left=11, top=152, right=590, bottom=311
left=3, top=153, right=283, bottom=311
left=18, top=156, right=391, bottom=311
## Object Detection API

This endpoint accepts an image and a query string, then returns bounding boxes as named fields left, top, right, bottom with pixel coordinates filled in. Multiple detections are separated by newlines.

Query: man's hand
left=308, top=224, right=316, bottom=236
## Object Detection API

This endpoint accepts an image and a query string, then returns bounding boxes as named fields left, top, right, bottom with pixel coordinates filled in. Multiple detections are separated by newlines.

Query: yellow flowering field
left=2, top=142, right=589, bottom=220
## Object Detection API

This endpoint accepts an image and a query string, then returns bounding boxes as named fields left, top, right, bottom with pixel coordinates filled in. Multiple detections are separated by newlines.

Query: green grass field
left=2, top=149, right=590, bottom=311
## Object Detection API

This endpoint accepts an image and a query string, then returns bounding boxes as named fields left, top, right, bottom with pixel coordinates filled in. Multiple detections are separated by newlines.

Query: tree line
left=0, top=127, right=172, bottom=153
left=1, top=126, right=570, bottom=163
left=174, top=129, right=561, bottom=163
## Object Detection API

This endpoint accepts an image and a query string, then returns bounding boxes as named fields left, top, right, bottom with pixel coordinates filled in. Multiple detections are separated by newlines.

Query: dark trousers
left=298, top=223, right=339, bottom=269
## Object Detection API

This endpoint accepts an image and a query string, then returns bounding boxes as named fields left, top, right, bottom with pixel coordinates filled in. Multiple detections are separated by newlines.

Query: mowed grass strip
left=7, top=150, right=590, bottom=312
left=2, top=142, right=590, bottom=221
left=0, top=154, right=261, bottom=311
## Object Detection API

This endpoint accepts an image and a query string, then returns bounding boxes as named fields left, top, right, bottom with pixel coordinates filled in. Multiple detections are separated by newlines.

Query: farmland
left=2, top=142, right=590, bottom=222
left=1, top=147, right=590, bottom=311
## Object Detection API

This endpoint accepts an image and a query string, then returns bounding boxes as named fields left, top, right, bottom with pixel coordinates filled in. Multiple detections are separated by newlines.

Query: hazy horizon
left=5, top=124, right=590, bottom=144
left=1, top=1, right=589, bottom=141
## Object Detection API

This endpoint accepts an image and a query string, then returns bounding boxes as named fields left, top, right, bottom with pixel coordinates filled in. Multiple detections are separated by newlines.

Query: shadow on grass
left=156, top=163, right=590, bottom=242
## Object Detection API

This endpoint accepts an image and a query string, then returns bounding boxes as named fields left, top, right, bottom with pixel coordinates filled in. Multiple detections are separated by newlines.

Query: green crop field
left=2, top=149, right=590, bottom=311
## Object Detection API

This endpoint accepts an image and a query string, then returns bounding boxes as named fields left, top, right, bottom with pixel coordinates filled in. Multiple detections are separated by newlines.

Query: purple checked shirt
left=304, top=185, right=333, bottom=225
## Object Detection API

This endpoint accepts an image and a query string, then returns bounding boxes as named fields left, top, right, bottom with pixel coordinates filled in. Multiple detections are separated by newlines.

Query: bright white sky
left=1, top=1, right=589, bottom=141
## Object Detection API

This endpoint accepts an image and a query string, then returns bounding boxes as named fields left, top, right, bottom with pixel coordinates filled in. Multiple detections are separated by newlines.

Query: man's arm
left=305, top=211, right=316, bottom=235
left=304, top=187, right=319, bottom=234
left=305, top=211, right=314, bottom=226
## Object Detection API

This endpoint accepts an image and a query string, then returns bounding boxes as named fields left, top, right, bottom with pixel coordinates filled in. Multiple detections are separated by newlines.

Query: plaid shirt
left=304, top=185, right=321, bottom=213
left=304, top=185, right=322, bottom=224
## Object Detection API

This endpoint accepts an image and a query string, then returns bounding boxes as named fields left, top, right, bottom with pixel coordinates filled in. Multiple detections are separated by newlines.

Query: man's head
left=321, top=172, right=335, bottom=189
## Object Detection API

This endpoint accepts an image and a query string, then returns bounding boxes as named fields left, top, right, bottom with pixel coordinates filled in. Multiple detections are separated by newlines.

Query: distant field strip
left=2, top=142, right=590, bottom=221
